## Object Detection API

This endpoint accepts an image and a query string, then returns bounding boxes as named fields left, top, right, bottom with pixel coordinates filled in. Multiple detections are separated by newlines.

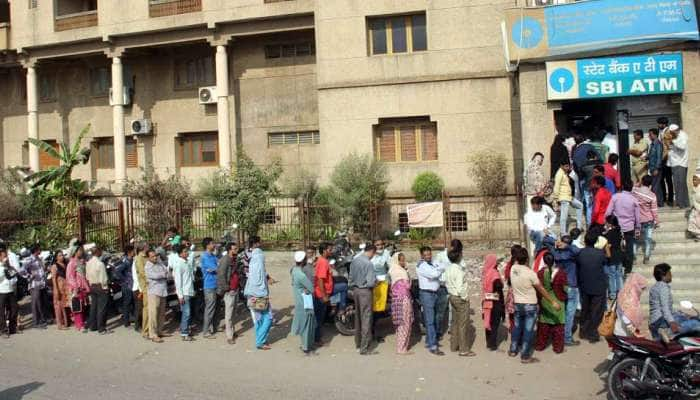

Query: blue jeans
left=559, top=199, right=583, bottom=235
left=179, top=296, right=191, bottom=337
left=604, top=264, right=624, bottom=300
left=650, top=313, right=700, bottom=340
left=565, top=287, right=579, bottom=344
left=254, top=309, right=273, bottom=349
left=634, top=222, right=654, bottom=259
left=331, top=282, right=348, bottom=310
left=510, top=303, right=538, bottom=360
left=436, top=286, right=449, bottom=339
left=419, top=290, right=439, bottom=350
left=313, top=297, right=327, bottom=342
left=529, top=230, right=556, bottom=254
left=583, top=188, right=593, bottom=225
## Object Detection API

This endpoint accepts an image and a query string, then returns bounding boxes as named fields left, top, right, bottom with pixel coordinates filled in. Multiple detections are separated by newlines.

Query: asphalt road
left=0, top=255, right=610, bottom=400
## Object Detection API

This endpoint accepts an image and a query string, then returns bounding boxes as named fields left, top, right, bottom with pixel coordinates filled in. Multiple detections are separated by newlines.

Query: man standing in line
left=445, top=250, right=476, bottom=357
left=606, top=181, right=641, bottom=272
left=24, top=245, right=47, bottom=329
left=145, top=249, right=168, bottom=343
left=667, top=124, right=689, bottom=209
left=633, top=175, right=660, bottom=264
left=524, top=196, right=556, bottom=253
left=116, top=245, right=135, bottom=328
left=86, top=247, right=109, bottom=334
left=0, top=247, right=19, bottom=337
left=348, top=243, right=377, bottom=355
left=627, top=129, right=649, bottom=184
left=243, top=236, right=274, bottom=351
left=201, top=237, right=219, bottom=339
left=217, top=242, right=240, bottom=345
left=647, top=128, right=664, bottom=207
left=172, top=244, right=195, bottom=341
left=576, top=232, right=607, bottom=343
left=134, top=242, right=149, bottom=336
left=590, top=176, right=613, bottom=227
left=313, top=242, right=333, bottom=347
left=417, top=246, right=447, bottom=356
left=553, top=160, right=583, bottom=234
left=658, top=117, right=674, bottom=206
left=604, top=154, right=622, bottom=192
left=303, top=246, right=317, bottom=284
left=553, top=237, right=580, bottom=347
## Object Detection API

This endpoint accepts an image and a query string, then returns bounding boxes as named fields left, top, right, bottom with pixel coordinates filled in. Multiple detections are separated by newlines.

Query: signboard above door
left=545, top=53, right=684, bottom=100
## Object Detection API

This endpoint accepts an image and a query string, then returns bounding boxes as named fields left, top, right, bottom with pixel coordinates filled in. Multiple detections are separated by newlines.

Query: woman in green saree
left=534, top=253, right=568, bottom=354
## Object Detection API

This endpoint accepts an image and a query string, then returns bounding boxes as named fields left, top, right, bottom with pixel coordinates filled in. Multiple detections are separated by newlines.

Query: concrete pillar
left=111, top=55, right=126, bottom=183
left=26, top=65, right=39, bottom=172
left=215, top=44, right=232, bottom=169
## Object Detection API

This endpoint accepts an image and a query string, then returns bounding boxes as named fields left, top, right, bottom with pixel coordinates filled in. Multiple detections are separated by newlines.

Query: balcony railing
left=149, top=0, right=202, bottom=18
left=54, top=10, right=97, bottom=32
left=0, top=22, right=8, bottom=50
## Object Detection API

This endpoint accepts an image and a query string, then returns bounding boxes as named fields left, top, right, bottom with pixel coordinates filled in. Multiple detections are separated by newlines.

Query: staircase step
left=637, top=241, right=700, bottom=255
left=633, top=264, right=697, bottom=275
left=654, top=220, right=690, bottom=232
left=652, top=231, right=689, bottom=242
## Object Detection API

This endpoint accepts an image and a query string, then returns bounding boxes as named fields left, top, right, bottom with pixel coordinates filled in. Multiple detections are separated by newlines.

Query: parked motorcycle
left=606, top=305, right=700, bottom=400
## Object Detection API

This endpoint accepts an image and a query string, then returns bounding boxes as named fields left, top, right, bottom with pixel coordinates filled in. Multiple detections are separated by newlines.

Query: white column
left=26, top=65, right=39, bottom=172
left=111, top=56, right=126, bottom=183
left=215, top=45, right=231, bottom=169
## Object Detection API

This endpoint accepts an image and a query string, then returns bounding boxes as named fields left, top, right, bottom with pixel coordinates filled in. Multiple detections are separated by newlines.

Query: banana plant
left=25, top=124, right=92, bottom=197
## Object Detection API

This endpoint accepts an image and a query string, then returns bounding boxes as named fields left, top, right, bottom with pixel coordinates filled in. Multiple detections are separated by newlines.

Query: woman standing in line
left=524, top=152, right=549, bottom=213
left=482, top=254, right=505, bottom=351
left=51, top=251, right=70, bottom=330
left=388, top=252, right=414, bottom=355
left=66, top=245, right=89, bottom=333
left=614, top=273, right=648, bottom=337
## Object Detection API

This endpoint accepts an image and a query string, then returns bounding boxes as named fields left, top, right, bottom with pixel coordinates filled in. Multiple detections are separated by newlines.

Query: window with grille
left=268, top=131, right=320, bottom=146
left=29, top=0, right=38, bottom=9
left=179, top=133, right=218, bottom=166
left=398, top=212, right=410, bottom=233
left=174, top=56, right=215, bottom=89
left=368, top=13, right=427, bottom=55
left=90, top=67, right=110, bottom=96
left=263, top=208, right=277, bottom=224
left=38, top=72, right=56, bottom=102
left=94, top=138, right=138, bottom=169
left=448, top=211, right=468, bottom=232
left=39, top=141, right=60, bottom=170
left=374, top=118, right=437, bottom=162
left=264, top=42, right=316, bottom=59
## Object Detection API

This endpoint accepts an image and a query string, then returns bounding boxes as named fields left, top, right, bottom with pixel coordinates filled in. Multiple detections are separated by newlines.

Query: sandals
left=151, top=337, right=164, bottom=343
left=257, top=344, right=272, bottom=351
left=458, top=351, right=477, bottom=357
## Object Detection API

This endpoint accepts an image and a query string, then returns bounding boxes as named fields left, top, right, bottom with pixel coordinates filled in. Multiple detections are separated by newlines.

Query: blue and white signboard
left=546, top=53, right=683, bottom=100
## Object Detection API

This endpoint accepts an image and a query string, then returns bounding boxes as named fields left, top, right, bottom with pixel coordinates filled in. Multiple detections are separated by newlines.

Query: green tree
left=411, top=171, right=444, bottom=202
left=200, top=151, right=282, bottom=236
left=320, top=152, right=388, bottom=233
left=25, top=124, right=91, bottom=198
left=468, top=151, right=508, bottom=244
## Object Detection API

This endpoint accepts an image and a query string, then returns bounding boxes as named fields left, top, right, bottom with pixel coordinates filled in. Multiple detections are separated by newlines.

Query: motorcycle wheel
left=607, top=357, right=662, bottom=400
left=334, top=306, right=356, bottom=336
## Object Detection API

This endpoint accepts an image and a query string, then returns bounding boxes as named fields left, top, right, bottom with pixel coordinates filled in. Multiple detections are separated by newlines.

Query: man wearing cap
left=667, top=124, right=689, bottom=209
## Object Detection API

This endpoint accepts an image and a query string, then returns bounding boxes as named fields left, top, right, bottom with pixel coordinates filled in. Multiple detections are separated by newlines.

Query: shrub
left=467, top=151, right=508, bottom=243
left=124, top=167, right=193, bottom=242
left=411, top=171, right=444, bottom=202
left=283, top=168, right=319, bottom=200
left=200, top=151, right=282, bottom=236
left=319, top=153, right=388, bottom=233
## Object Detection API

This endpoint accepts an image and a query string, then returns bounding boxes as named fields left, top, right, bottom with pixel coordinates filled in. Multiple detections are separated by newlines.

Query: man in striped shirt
left=633, top=175, right=659, bottom=264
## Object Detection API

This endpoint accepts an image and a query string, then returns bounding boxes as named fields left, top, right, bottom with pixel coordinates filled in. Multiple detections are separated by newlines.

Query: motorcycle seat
left=622, top=336, right=684, bottom=354
left=679, top=337, right=700, bottom=350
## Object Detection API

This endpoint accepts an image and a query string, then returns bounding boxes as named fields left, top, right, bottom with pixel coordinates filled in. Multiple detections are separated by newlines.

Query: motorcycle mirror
left=680, top=300, right=694, bottom=309
left=329, top=259, right=336, bottom=265
left=394, top=229, right=402, bottom=237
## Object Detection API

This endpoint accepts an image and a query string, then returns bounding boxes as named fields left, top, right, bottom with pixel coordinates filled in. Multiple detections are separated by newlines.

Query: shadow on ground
left=0, top=382, right=44, bottom=400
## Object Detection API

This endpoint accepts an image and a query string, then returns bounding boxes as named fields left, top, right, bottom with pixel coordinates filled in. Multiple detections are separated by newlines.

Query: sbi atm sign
left=546, top=53, right=683, bottom=100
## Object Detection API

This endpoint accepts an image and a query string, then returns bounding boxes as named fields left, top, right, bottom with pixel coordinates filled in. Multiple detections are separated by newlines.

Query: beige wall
left=681, top=51, right=700, bottom=179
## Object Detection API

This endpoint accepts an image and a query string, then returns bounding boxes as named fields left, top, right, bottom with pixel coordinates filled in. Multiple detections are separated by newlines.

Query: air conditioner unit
left=130, top=119, right=152, bottom=135
left=109, top=86, right=132, bottom=106
left=198, top=86, right=217, bottom=105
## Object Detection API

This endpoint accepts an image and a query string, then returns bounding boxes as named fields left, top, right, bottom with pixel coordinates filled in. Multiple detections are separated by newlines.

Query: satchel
left=248, top=296, right=269, bottom=311
left=71, top=295, right=82, bottom=313
left=302, top=292, right=314, bottom=310
left=598, top=300, right=617, bottom=337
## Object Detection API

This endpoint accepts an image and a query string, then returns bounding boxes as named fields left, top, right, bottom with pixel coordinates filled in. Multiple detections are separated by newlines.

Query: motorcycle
left=606, top=303, right=700, bottom=400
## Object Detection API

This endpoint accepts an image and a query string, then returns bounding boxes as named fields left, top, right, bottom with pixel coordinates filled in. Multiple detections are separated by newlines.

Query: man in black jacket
left=576, top=231, right=607, bottom=343
left=217, top=243, right=240, bottom=345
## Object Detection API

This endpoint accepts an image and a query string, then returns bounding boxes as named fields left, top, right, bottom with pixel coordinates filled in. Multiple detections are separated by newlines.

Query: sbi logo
left=511, top=17, right=543, bottom=49
left=549, top=68, right=575, bottom=93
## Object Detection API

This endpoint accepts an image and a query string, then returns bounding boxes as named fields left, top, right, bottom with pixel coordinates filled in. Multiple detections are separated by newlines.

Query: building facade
left=0, top=0, right=697, bottom=198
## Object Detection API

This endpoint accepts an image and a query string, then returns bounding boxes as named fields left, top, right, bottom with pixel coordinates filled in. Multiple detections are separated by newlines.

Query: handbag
left=598, top=300, right=617, bottom=337
left=302, top=292, right=314, bottom=310
left=71, top=295, right=82, bottom=313
left=248, top=296, right=269, bottom=311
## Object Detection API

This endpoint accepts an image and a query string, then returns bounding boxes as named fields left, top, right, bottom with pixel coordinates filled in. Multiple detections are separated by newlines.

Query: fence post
left=77, top=204, right=86, bottom=243
left=118, top=200, right=126, bottom=251
left=176, top=199, right=183, bottom=234
left=301, top=197, right=308, bottom=249
left=442, top=191, right=450, bottom=248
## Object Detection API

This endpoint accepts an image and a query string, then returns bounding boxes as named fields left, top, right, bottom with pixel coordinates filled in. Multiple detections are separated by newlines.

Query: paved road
left=0, top=259, right=610, bottom=400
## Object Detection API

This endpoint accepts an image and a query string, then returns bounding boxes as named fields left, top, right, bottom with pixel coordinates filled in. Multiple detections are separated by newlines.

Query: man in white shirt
left=416, top=246, right=446, bottom=356
left=0, top=247, right=19, bottom=337
left=524, top=196, right=557, bottom=253
left=602, top=129, right=619, bottom=160
left=86, top=247, right=110, bottom=334
left=667, top=124, right=689, bottom=208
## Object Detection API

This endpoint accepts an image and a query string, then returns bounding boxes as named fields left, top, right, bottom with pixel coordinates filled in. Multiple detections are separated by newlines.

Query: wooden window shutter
left=378, top=127, right=396, bottom=162
left=400, top=126, right=417, bottom=161
left=39, top=141, right=60, bottom=170
left=126, top=140, right=138, bottom=168
left=421, top=124, right=438, bottom=161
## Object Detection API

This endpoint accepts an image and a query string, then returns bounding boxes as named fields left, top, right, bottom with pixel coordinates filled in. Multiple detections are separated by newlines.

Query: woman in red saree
left=482, top=254, right=505, bottom=351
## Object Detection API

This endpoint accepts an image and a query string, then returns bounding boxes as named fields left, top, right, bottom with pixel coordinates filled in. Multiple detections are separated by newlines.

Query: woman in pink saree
left=66, top=246, right=90, bottom=332
left=388, top=252, right=413, bottom=355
